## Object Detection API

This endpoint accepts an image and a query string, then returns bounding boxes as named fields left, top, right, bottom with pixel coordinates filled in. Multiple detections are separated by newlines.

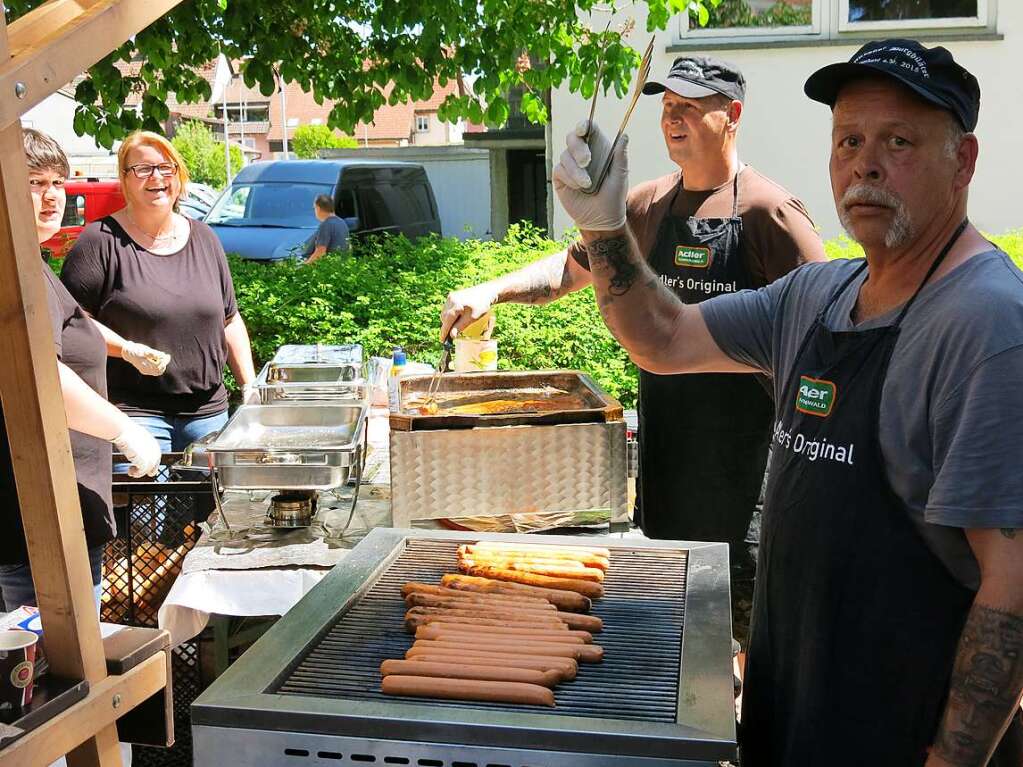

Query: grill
left=192, top=529, right=735, bottom=766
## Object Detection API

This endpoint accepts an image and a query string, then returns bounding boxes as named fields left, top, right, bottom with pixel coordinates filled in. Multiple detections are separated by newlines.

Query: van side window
left=337, top=188, right=358, bottom=220
left=63, top=194, right=86, bottom=227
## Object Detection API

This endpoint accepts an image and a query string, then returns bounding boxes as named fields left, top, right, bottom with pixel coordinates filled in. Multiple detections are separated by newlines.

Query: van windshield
left=206, top=182, right=333, bottom=227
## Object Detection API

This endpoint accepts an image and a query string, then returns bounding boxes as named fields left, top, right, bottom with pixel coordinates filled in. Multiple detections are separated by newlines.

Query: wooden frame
left=0, top=1, right=185, bottom=765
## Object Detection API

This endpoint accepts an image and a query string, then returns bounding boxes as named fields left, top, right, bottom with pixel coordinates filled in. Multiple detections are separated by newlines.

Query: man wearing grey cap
left=554, top=38, right=1023, bottom=766
left=441, top=56, right=824, bottom=653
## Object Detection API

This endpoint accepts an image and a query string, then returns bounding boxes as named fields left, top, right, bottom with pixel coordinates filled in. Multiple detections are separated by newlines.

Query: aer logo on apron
left=674, top=245, right=711, bottom=268
left=795, top=376, right=837, bottom=417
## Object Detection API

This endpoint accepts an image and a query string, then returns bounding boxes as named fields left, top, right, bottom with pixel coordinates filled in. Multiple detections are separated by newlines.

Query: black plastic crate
left=103, top=454, right=215, bottom=767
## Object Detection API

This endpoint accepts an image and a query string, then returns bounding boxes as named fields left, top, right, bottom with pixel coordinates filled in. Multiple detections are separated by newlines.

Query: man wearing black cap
left=441, top=56, right=824, bottom=652
left=554, top=39, right=1023, bottom=766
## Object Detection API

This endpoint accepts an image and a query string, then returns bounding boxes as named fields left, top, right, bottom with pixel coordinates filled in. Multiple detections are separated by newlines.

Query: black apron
left=637, top=170, right=773, bottom=551
left=740, top=221, right=1023, bottom=765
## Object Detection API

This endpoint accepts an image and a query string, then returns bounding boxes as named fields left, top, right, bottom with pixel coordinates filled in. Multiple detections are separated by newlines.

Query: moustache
left=841, top=184, right=903, bottom=211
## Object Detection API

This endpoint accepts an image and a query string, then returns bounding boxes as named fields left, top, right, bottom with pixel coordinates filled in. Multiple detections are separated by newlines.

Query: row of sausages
left=380, top=542, right=611, bottom=707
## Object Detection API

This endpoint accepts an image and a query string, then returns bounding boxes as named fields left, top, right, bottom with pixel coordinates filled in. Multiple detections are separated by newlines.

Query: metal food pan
left=271, top=343, right=363, bottom=366
left=208, top=403, right=367, bottom=490
left=255, top=362, right=366, bottom=404
left=390, top=369, right=624, bottom=431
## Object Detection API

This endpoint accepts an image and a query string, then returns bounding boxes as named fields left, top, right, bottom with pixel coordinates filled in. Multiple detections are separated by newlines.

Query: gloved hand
left=242, top=382, right=261, bottom=405
left=553, top=120, right=629, bottom=231
left=440, top=284, right=497, bottom=342
left=121, top=341, right=171, bottom=376
left=112, top=422, right=161, bottom=478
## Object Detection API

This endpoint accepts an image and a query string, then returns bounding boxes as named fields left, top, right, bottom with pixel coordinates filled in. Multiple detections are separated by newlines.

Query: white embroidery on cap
left=853, top=45, right=930, bottom=78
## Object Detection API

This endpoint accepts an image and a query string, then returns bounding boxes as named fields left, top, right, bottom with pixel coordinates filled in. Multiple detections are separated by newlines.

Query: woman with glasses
left=62, top=131, right=257, bottom=454
left=0, top=129, right=162, bottom=613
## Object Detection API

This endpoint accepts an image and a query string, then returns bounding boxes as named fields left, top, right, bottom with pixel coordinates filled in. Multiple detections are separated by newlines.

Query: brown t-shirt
left=62, top=217, right=238, bottom=417
left=0, top=262, right=113, bottom=565
left=568, top=166, right=826, bottom=287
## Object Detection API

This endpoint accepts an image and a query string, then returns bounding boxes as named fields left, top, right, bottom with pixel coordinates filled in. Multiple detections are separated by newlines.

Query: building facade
left=551, top=0, right=1018, bottom=240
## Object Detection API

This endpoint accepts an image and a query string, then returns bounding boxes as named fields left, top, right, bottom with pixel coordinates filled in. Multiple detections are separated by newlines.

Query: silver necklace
left=127, top=211, right=177, bottom=243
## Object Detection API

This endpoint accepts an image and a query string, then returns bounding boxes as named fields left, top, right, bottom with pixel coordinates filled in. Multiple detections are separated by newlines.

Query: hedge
left=230, top=227, right=1023, bottom=409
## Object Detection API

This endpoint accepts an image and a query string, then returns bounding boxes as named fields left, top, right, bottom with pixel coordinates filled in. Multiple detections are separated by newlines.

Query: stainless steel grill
left=192, top=529, right=735, bottom=766
left=278, top=539, right=686, bottom=720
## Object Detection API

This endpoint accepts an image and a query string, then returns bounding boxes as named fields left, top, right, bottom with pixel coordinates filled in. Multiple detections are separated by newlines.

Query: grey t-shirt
left=305, top=215, right=348, bottom=256
left=701, top=249, right=1023, bottom=589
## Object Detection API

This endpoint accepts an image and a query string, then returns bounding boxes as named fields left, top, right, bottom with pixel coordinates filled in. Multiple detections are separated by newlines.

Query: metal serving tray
left=271, top=343, right=363, bottom=367
left=207, top=403, right=367, bottom=490
left=254, top=361, right=367, bottom=404
left=390, top=369, right=624, bottom=431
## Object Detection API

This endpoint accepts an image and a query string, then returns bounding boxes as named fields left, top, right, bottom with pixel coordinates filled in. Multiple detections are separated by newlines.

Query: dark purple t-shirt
left=61, top=217, right=239, bottom=417
left=0, top=261, right=113, bottom=565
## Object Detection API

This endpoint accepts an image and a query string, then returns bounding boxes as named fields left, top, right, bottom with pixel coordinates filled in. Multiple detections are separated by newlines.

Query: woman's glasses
left=125, top=162, right=178, bottom=179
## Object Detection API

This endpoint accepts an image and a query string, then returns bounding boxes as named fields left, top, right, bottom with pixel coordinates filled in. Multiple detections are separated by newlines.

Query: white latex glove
left=553, top=120, right=629, bottom=231
left=242, top=382, right=261, bottom=405
left=112, top=422, right=161, bottom=478
left=440, top=284, right=497, bottom=342
left=121, top=341, right=171, bottom=376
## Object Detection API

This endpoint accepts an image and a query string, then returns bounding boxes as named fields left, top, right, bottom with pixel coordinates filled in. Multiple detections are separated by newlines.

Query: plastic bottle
left=387, top=346, right=407, bottom=412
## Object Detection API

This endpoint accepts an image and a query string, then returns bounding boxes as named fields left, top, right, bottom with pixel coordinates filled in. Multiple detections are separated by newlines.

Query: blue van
left=205, top=160, right=442, bottom=262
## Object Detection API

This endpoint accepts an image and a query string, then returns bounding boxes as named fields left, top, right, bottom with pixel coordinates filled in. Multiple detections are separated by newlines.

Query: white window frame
left=678, top=0, right=823, bottom=41
left=415, top=114, right=430, bottom=133
left=839, top=0, right=987, bottom=32
left=673, top=0, right=995, bottom=45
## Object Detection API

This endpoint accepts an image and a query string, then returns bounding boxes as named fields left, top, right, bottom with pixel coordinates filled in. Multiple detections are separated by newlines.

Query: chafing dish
left=255, top=343, right=366, bottom=403
left=192, top=528, right=736, bottom=766
left=207, top=402, right=367, bottom=490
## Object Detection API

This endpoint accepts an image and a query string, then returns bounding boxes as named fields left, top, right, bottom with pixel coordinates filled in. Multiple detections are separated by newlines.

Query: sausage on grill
left=418, top=623, right=593, bottom=643
left=380, top=659, right=561, bottom=688
left=405, top=648, right=577, bottom=679
left=413, top=638, right=604, bottom=664
left=460, top=566, right=604, bottom=600
left=440, top=574, right=592, bottom=612
left=382, top=675, right=555, bottom=706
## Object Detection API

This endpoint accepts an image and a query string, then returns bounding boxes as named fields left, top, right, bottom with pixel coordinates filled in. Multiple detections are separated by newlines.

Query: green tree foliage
left=291, top=125, right=359, bottom=159
left=170, top=120, right=243, bottom=189
left=706, top=0, right=812, bottom=28
left=4, top=0, right=723, bottom=147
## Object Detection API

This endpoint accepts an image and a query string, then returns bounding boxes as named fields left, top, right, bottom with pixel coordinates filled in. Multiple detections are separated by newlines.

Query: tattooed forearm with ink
left=493, top=251, right=590, bottom=306
left=930, top=603, right=1023, bottom=766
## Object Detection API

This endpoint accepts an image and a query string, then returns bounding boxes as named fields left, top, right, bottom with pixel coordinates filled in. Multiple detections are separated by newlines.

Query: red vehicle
left=42, top=178, right=125, bottom=258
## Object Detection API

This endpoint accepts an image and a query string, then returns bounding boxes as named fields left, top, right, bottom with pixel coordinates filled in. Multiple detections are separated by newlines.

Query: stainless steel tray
left=208, top=403, right=367, bottom=490
left=271, top=343, right=363, bottom=366
left=255, top=361, right=367, bottom=404
left=391, top=369, right=623, bottom=431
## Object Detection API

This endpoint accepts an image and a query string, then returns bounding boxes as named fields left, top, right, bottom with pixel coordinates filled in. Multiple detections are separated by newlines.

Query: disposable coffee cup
left=0, top=629, right=38, bottom=716
left=453, top=338, right=498, bottom=372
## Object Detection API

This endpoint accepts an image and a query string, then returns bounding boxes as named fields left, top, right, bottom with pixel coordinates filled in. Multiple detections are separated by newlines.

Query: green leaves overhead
left=4, top=0, right=722, bottom=147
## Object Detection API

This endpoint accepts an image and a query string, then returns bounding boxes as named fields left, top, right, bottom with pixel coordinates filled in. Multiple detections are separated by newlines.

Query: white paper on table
left=158, top=568, right=329, bottom=647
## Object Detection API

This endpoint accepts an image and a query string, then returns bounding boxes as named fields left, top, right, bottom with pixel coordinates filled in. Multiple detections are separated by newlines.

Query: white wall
left=551, top=4, right=1023, bottom=240
left=322, top=146, right=492, bottom=239
left=21, top=91, right=118, bottom=175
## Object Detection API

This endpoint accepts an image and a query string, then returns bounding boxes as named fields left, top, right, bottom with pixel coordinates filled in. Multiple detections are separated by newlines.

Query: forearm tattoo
left=585, top=235, right=638, bottom=297
left=931, top=604, right=1023, bottom=765
left=502, top=256, right=565, bottom=305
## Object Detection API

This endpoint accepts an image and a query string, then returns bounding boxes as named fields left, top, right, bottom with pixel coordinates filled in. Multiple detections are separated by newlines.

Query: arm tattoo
left=931, top=604, right=1023, bottom=766
left=585, top=235, right=638, bottom=297
left=501, top=256, right=567, bottom=305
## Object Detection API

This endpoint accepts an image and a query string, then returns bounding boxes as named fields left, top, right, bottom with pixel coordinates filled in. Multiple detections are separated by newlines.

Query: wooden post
left=0, top=2, right=185, bottom=764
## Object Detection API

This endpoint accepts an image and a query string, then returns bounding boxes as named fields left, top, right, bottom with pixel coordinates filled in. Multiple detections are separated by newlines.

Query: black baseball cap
left=643, top=55, right=746, bottom=102
left=804, top=39, right=980, bottom=131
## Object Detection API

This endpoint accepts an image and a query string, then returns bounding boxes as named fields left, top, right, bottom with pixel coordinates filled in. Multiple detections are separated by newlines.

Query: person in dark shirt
left=0, top=129, right=160, bottom=612
left=304, top=193, right=349, bottom=263
left=62, top=131, right=258, bottom=453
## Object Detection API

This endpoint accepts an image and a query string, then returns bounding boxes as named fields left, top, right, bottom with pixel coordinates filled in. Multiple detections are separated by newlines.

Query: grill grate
left=276, top=539, right=687, bottom=722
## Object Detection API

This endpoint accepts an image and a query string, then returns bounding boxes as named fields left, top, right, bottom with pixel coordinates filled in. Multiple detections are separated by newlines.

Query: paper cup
left=453, top=338, right=498, bottom=372
left=0, top=629, right=38, bottom=715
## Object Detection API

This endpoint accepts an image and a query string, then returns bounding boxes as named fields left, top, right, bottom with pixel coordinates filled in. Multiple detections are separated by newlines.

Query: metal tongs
left=421, top=335, right=455, bottom=412
left=580, top=36, right=655, bottom=195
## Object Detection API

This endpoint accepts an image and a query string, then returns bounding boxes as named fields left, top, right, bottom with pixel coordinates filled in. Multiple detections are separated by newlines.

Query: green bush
left=229, top=227, right=1023, bottom=409
left=171, top=120, right=243, bottom=190
left=291, top=125, right=359, bottom=159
